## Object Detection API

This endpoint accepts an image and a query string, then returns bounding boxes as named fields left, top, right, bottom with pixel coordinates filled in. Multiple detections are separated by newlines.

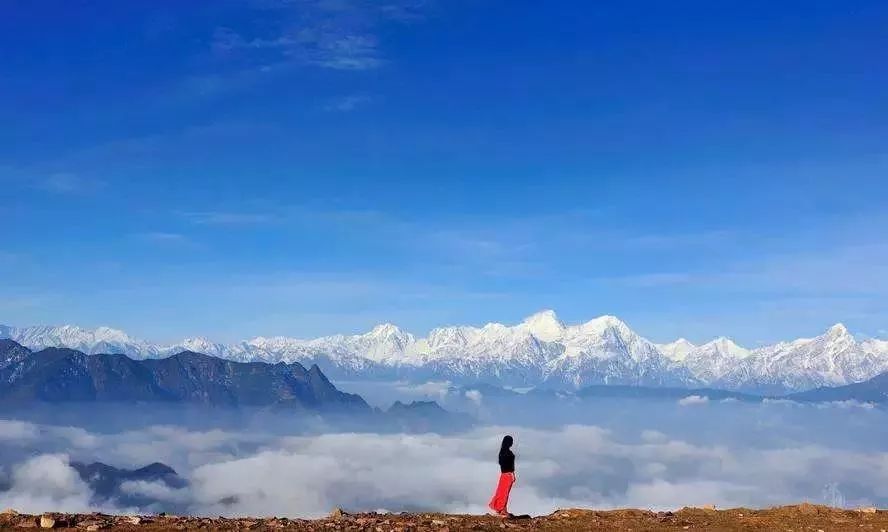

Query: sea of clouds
left=1, top=396, right=887, bottom=518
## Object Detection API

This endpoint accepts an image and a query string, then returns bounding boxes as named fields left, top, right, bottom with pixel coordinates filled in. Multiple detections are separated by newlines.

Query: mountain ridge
left=0, top=341, right=369, bottom=411
left=3, top=311, right=887, bottom=393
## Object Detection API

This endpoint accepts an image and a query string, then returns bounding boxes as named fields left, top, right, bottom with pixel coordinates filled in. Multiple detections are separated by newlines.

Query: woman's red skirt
left=488, top=472, right=515, bottom=515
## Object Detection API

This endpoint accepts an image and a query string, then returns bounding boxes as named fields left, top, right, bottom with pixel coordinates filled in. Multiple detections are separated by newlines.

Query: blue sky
left=2, top=0, right=887, bottom=344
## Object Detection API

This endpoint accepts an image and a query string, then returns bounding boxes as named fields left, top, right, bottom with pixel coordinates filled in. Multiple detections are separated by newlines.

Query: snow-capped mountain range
left=2, top=311, right=887, bottom=393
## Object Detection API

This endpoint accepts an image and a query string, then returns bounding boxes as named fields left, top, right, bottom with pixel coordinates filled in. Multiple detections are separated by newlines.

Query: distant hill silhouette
left=0, top=340, right=368, bottom=412
left=0, top=340, right=475, bottom=433
left=71, top=461, right=186, bottom=509
left=576, top=384, right=761, bottom=402
left=788, top=371, right=888, bottom=403
left=453, top=379, right=888, bottom=405
left=386, top=400, right=473, bottom=432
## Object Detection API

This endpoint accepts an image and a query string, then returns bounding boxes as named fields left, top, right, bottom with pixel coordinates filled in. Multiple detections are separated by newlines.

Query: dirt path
left=2, top=504, right=886, bottom=531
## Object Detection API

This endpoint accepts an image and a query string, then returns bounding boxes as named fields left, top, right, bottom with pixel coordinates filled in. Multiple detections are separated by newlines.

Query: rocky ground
left=1, top=504, right=886, bottom=531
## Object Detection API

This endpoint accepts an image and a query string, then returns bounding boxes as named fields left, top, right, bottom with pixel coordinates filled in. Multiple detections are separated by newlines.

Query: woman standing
left=488, top=435, right=516, bottom=517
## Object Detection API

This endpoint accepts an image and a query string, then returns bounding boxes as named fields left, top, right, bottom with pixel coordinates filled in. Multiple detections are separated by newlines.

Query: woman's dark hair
left=498, top=434, right=516, bottom=473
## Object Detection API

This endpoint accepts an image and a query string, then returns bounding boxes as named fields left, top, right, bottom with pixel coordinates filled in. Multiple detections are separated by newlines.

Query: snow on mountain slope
left=2, top=313, right=887, bottom=392
left=0, top=324, right=161, bottom=358
left=862, top=337, right=888, bottom=357
left=678, top=337, right=751, bottom=382
left=240, top=323, right=418, bottom=375
left=657, top=338, right=696, bottom=362
left=542, top=315, right=694, bottom=388
left=716, top=324, right=888, bottom=393
left=516, top=309, right=566, bottom=342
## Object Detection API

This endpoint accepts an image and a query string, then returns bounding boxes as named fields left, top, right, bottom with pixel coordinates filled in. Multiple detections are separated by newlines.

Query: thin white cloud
left=815, top=400, right=875, bottom=410
left=678, top=395, right=709, bottom=406
left=393, top=381, right=451, bottom=402
left=464, top=389, right=483, bottom=407
left=137, top=232, right=192, bottom=246
left=182, top=211, right=277, bottom=226
left=324, top=94, right=373, bottom=112
left=305, top=34, right=383, bottom=70
left=209, top=0, right=433, bottom=73
left=378, top=1, right=432, bottom=22
left=38, top=173, right=102, bottom=195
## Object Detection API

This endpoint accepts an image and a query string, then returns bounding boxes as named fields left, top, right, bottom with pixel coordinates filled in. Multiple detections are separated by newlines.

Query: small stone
left=432, top=520, right=446, bottom=526
left=699, top=504, right=716, bottom=510
left=86, top=525, right=101, bottom=532
left=1, top=508, right=18, bottom=515
left=127, top=516, right=142, bottom=525
left=40, top=515, right=56, bottom=529
left=857, top=507, right=878, bottom=514
left=330, top=508, right=346, bottom=519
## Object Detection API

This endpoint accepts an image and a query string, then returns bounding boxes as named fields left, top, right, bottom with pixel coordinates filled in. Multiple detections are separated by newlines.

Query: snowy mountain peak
left=519, top=310, right=565, bottom=341
left=703, top=337, right=750, bottom=358
left=827, top=323, right=851, bottom=338
left=180, top=337, right=225, bottom=354
left=657, top=338, right=697, bottom=361
left=3, top=315, right=886, bottom=394
left=578, top=315, right=630, bottom=336
left=0, top=323, right=153, bottom=356
left=368, top=323, right=411, bottom=341
left=92, top=326, right=133, bottom=342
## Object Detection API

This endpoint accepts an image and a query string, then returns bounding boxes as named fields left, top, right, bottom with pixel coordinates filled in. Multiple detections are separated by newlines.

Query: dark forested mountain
left=0, top=338, right=31, bottom=370
left=70, top=462, right=187, bottom=507
left=0, top=341, right=368, bottom=412
left=787, top=371, right=888, bottom=403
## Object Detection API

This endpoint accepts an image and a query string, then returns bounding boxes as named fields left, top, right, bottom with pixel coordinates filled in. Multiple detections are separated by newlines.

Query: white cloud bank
left=1, top=455, right=95, bottom=514
left=1, top=419, right=888, bottom=518
left=678, top=395, right=709, bottom=406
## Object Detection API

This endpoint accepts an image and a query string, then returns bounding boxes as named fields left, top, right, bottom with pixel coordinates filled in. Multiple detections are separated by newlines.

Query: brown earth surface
left=1, top=504, right=886, bottom=531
